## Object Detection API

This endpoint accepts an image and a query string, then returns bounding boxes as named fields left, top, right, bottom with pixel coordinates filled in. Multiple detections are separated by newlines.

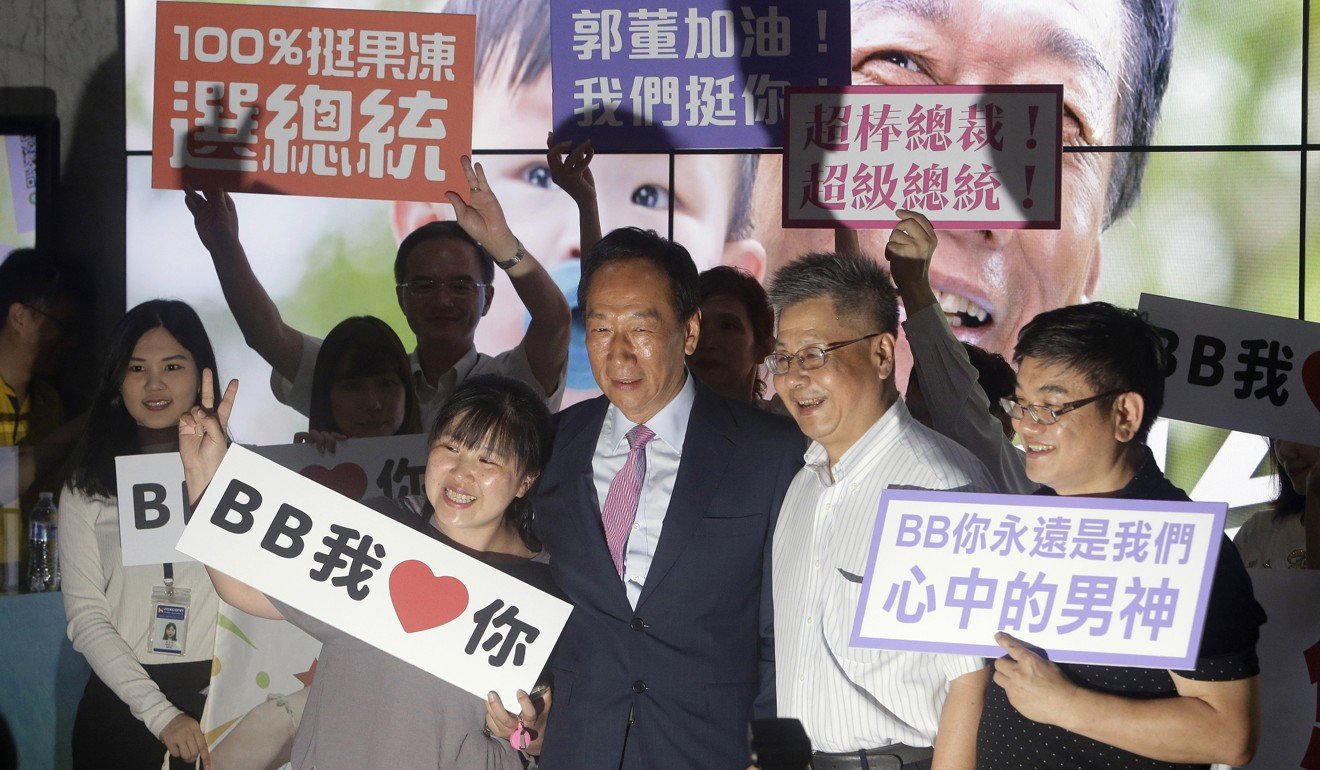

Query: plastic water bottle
left=27, top=492, right=59, bottom=592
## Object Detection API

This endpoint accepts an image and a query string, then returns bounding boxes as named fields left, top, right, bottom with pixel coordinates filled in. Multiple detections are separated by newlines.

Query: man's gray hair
left=766, top=252, right=899, bottom=336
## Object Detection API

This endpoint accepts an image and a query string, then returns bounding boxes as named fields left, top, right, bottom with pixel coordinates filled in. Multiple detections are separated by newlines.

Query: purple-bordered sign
left=549, top=0, right=850, bottom=150
left=851, top=489, right=1226, bottom=669
left=783, top=84, right=1063, bottom=230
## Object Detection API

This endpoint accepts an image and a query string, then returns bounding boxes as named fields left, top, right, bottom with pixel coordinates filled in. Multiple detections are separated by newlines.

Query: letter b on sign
left=212, top=479, right=262, bottom=534
left=133, top=483, right=170, bottom=530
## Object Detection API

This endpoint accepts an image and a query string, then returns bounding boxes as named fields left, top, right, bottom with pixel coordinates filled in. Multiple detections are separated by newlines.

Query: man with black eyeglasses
left=764, top=247, right=994, bottom=770
left=186, top=156, right=570, bottom=425
left=976, top=301, right=1265, bottom=770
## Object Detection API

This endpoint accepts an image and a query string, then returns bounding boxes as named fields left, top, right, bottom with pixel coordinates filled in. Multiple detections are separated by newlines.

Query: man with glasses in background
left=185, top=157, right=570, bottom=424
left=764, top=240, right=994, bottom=769
left=978, top=301, right=1264, bottom=770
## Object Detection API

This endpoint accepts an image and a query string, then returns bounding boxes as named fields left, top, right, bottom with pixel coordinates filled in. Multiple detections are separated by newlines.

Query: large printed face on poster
left=125, top=0, right=1310, bottom=502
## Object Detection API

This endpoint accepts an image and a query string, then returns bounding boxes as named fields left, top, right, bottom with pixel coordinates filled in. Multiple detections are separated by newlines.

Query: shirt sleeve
left=1174, top=536, right=1264, bottom=681
left=59, top=487, right=183, bottom=738
left=902, top=305, right=1037, bottom=495
left=477, top=340, right=567, bottom=412
left=269, top=332, right=324, bottom=418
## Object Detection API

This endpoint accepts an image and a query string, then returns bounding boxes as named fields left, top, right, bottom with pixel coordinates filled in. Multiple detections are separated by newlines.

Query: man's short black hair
left=579, top=227, right=700, bottom=321
left=394, top=221, right=495, bottom=285
left=0, top=249, right=79, bottom=331
left=1013, top=301, right=1168, bottom=444
left=1108, top=0, right=1179, bottom=226
left=766, top=251, right=900, bottom=337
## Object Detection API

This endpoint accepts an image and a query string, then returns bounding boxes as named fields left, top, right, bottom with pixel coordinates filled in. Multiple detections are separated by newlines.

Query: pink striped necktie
left=602, top=424, right=656, bottom=579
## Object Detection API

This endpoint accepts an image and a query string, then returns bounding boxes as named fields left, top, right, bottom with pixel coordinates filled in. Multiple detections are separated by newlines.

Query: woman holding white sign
left=61, top=299, right=222, bottom=769
left=181, top=370, right=559, bottom=769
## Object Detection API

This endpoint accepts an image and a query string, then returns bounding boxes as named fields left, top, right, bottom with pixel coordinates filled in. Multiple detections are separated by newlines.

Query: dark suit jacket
left=533, top=382, right=804, bottom=770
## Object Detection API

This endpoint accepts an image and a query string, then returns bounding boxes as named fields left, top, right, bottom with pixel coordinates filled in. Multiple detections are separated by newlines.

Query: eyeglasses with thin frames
left=395, top=278, right=489, bottom=299
left=22, top=303, right=73, bottom=335
left=998, top=390, right=1123, bottom=425
left=764, top=333, right=881, bottom=376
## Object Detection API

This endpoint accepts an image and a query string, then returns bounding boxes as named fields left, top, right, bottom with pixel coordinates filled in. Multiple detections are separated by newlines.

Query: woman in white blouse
left=61, top=300, right=221, bottom=769
left=1234, top=439, right=1320, bottom=569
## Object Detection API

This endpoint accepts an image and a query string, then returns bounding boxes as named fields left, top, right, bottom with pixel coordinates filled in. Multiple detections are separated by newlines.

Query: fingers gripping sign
left=444, top=155, right=517, bottom=255
left=183, top=186, right=242, bottom=256
left=884, top=208, right=938, bottom=285
left=993, top=631, right=1080, bottom=728
left=485, top=687, right=551, bottom=756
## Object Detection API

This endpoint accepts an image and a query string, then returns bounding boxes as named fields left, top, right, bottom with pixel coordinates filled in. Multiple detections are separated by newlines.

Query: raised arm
left=178, top=370, right=282, bottom=621
left=547, top=134, right=602, bottom=253
left=445, top=156, right=570, bottom=396
left=184, top=188, right=306, bottom=383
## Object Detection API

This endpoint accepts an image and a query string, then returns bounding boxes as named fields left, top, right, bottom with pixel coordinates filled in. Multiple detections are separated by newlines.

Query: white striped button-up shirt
left=773, top=400, right=994, bottom=752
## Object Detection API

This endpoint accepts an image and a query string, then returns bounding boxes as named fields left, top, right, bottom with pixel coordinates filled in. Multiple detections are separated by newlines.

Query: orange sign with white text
left=152, top=2, right=474, bottom=203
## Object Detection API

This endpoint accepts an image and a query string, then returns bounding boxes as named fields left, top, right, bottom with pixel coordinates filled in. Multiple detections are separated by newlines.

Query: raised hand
left=179, top=368, right=238, bottom=500
left=444, top=155, right=518, bottom=256
left=293, top=429, right=348, bottom=455
left=183, top=187, right=242, bottom=256
left=546, top=133, right=596, bottom=204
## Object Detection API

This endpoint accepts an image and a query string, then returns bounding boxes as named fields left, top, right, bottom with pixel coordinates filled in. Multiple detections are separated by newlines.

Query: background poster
left=124, top=0, right=1316, bottom=522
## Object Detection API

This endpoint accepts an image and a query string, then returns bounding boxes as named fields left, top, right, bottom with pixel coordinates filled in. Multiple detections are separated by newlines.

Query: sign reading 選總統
left=853, top=489, right=1225, bottom=669
left=152, top=1, right=474, bottom=202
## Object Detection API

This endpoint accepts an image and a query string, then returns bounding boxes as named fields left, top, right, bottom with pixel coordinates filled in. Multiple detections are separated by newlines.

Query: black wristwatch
left=495, top=242, right=526, bottom=270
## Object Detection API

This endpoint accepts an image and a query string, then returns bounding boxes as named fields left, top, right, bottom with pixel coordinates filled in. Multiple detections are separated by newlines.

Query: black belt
left=811, top=744, right=934, bottom=770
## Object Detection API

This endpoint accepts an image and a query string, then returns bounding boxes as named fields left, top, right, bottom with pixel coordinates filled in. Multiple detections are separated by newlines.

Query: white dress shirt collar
left=803, top=399, right=908, bottom=486
left=602, top=372, right=696, bottom=456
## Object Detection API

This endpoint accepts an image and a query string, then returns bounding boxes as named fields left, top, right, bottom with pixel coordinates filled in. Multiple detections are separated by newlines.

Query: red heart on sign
left=300, top=463, right=368, bottom=500
left=1303, top=351, right=1320, bottom=413
left=389, top=560, right=469, bottom=633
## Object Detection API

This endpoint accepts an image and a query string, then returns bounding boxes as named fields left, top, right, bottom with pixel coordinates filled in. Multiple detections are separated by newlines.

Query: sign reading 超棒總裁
left=177, top=444, right=572, bottom=706
left=783, top=85, right=1062, bottom=230
left=116, top=432, right=428, bottom=567
left=550, top=0, right=850, bottom=150
left=151, top=2, right=474, bottom=202
left=852, top=489, right=1225, bottom=669
left=1139, top=293, right=1320, bottom=447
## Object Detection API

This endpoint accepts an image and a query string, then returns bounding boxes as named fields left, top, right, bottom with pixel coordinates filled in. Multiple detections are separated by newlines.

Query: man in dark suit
left=532, top=227, right=803, bottom=769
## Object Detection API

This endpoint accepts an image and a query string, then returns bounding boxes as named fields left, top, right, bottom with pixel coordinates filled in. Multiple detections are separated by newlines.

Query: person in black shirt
left=979, top=301, right=1265, bottom=770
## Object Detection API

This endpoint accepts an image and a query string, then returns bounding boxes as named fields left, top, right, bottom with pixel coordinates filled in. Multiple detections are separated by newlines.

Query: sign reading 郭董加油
left=550, top=0, right=850, bottom=150
left=1139, top=293, right=1320, bottom=448
left=783, top=85, right=1062, bottom=230
left=852, top=489, right=1225, bottom=669
left=151, top=2, right=474, bottom=202
left=177, top=444, right=573, bottom=707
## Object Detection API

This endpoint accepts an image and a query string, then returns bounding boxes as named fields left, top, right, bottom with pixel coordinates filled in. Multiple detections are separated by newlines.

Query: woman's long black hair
left=309, top=316, right=421, bottom=436
left=66, top=300, right=219, bottom=499
left=428, top=374, right=552, bottom=551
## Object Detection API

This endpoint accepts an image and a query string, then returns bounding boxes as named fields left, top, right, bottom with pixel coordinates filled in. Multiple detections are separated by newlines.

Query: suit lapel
left=637, top=384, right=736, bottom=609
left=553, top=397, right=634, bottom=615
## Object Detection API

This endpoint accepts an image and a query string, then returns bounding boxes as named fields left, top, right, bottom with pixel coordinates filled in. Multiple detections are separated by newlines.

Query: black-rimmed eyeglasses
left=998, top=390, right=1123, bottom=425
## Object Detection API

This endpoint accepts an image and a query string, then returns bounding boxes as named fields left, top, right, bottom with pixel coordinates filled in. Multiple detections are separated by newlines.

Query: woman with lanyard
left=61, top=300, right=221, bottom=769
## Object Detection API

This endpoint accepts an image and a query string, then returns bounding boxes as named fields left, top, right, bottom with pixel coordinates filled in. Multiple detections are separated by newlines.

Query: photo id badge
left=149, top=585, right=191, bottom=656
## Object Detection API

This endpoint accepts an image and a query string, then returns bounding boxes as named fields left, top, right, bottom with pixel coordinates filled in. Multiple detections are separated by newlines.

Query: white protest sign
left=1140, top=293, right=1320, bottom=447
left=177, top=444, right=572, bottom=705
left=853, top=489, right=1225, bottom=669
left=116, top=433, right=428, bottom=567
left=784, top=85, right=1062, bottom=229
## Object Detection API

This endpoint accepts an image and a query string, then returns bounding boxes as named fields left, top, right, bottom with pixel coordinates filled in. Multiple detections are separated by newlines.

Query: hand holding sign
left=183, top=187, right=242, bottom=257
left=486, top=687, right=551, bottom=756
left=992, top=631, right=1079, bottom=728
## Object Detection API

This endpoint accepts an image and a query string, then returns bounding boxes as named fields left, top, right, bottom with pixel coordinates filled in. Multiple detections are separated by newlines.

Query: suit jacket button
left=631, top=680, right=647, bottom=693
left=629, top=618, right=645, bottom=631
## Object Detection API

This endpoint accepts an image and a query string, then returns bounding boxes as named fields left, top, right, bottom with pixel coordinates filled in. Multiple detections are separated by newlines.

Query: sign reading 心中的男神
left=115, top=432, right=428, bottom=567
left=151, top=2, right=474, bottom=202
left=550, top=0, right=850, bottom=150
left=177, top=444, right=572, bottom=707
left=852, top=489, right=1225, bottom=669
left=783, top=85, right=1063, bottom=230
left=1139, top=293, right=1320, bottom=448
